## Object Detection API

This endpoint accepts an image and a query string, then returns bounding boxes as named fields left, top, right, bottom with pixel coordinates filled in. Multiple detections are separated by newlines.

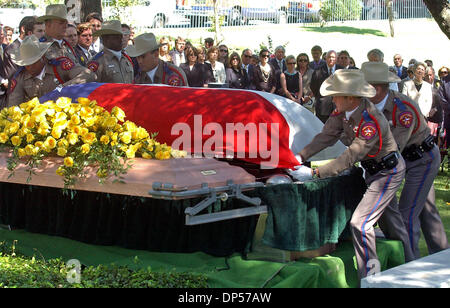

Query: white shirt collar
left=146, top=64, right=159, bottom=82
left=54, top=39, right=64, bottom=48
left=36, top=65, right=46, bottom=81
left=346, top=106, right=359, bottom=120
left=374, top=93, right=389, bottom=112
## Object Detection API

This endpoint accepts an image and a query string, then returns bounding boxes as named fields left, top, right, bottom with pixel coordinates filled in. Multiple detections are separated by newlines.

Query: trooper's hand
left=288, top=165, right=313, bottom=182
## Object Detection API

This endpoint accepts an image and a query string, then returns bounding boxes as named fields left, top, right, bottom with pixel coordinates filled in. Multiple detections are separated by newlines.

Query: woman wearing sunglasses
left=158, top=37, right=172, bottom=63
left=296, top=53, right=315, bottom=112
left=253, top=49, right=276, bottom=93
left=280, top=55, right=302, bottom=103
left=226, top=52, right=249, bottom=89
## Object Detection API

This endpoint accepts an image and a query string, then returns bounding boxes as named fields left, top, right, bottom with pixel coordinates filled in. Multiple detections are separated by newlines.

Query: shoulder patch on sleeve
left=56, top=57, right=75, bottom=71
left=87, top=61, right=99, bottom=72
left=398, top=111, right=413, bottom=128
left=360, top=122, right=378, bottom=140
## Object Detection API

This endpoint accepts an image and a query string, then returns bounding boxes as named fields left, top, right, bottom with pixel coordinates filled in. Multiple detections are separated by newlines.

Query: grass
left=303, top=25, right=388, bottom=37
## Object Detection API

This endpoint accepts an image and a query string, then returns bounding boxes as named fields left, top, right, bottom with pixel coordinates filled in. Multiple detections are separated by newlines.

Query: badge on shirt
left=361, top=122, right=377, bottom=140
left=398, top=111, right=413, bottom=128
left=58, top=57, right=75, bottom=71
left=87, top=61, right=99, bottom=72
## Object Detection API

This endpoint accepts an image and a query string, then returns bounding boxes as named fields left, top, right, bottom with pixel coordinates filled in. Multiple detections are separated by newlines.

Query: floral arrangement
left=0, top=97, right=186, bottom=187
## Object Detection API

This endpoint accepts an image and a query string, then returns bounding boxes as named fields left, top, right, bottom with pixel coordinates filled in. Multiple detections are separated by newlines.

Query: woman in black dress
left=252, top=49, right=276, bottom=93
left=225, top=52, right=249, bottom=89
left=180, top=46, right=215, bottom=87
left=280, top=55, right=302, bottom=103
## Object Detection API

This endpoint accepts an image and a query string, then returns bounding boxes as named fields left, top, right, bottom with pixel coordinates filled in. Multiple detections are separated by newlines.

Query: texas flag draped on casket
left=40, top=83, right=345, bottom=169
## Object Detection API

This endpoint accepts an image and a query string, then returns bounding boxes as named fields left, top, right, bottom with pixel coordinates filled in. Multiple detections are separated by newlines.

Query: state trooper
left=125, top=33, right=188, bottom=87
left=36, top=4, right=78, bottom=63
left=7, top=35, right=96, bottom=107
left=361, top=62, right=449, bottom=259
left=288, top=69, right=412, bottom=283
left=86, top=20, right=134, bottom=84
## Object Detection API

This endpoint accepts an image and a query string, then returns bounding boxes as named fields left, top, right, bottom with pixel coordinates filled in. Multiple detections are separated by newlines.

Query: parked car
left=103, top=0, right=188, bottom=29
left=287, top=0, right=321, bottom=23
left=177, top=0, right=289, bottom=27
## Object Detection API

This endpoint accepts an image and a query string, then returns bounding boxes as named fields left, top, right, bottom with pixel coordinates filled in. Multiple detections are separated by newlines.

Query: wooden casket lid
left=0, top=152, right=256, bottom=199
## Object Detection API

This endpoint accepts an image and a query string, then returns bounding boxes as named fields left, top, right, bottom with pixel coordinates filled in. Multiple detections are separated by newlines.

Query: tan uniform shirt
left=7, top=59, right=96, bottom=107
left=134, top=59, right=188, bottom=87
left=40, top=36, right=78, bottom=64
left=86, top=49, right=134, bottom=84
left=378, top=90, right=430, bottom=152
left=300, top=98, right=399, bottom=178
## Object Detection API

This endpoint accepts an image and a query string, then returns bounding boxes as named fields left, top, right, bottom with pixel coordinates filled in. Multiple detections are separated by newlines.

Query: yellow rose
left=100, top=135, right=110, bottom=145
left=11, top=135, right=22, bottom=147
left=77, top=97, right=91, bottom=106
left=56, top=97, right=72, bottom=109
left=25, top=144, right=36, bottom=156
left=82, top=132, right=97, bottom=145
left=57, top=147, right=67, bottom=157
left=51, top=128, right=62, bottom=139
left=56, top=167, right=65, bottom=176
left=34, top=141, right=44, bottom=149
left=68, top=133, right=79, bottom=145
left=17, top=148, right=26, bottom=158
left=163, top=151, right=171, bottom=160
left=26, top=134, right=35, bottom=143
left=155, top=151, right=163, bottom=160
left=64, top=157, right=74, bottom=167
left=120, top=132, right=131, bottom=144
left=0, top=133, right=9, bottom=143
left=71, top=125, right=82, bottom=135
left=57, top=139, right=69, bottom=149
left=70, top=115, right=81, bottom=125
left=125, top=147, right=136, bottom=159
left=103, top=117, right=117, bottom=129
left=111, top=106, right=126, bottom=122
left=84, top=116, right=97, bottom=127
left=80, top=106, right=94, bottom=118
left=123, top=121, right=137, bottom=133
left=37, top=127, right=49, bottom=136
left=81, top=143, right=90, bottom=154
left=17, top=127, right=29, bottom=138
left=44, top=136, right=57, bottom=149
left=142, top=152, right=151, bottom=159
left=79, top=127, right=89, bottom=137
left=7, top=122, right=20, bottom=135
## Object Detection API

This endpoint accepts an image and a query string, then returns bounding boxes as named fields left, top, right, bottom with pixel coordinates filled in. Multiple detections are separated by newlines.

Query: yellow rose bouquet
left=0, top=97, right=186, bottom=188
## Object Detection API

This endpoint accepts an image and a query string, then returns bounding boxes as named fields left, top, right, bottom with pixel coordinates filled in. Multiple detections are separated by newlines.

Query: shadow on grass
left=303, top=25, right=387, bottom=37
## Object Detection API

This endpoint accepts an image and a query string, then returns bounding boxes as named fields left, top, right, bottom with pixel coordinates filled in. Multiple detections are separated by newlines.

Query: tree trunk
left=65, top=0, right=102, bottom=23
left=423, top=0, right=450, bottom=40
left=385, top=0, right=394, bottom=37
left=213, top=0, right=219, bottom=44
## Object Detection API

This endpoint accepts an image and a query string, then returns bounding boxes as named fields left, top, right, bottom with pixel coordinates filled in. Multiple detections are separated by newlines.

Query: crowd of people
left=0, top=4, right=449, bottom=285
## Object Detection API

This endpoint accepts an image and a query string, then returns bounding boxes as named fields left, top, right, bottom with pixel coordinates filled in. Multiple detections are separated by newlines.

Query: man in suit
left=310, top=50, right=344, bottom=123
left=391, top=54, right=408, bottom=80
left=269, top=45, right=287, bottom=95
left=337, top=50, right=357, bottom=69
left=169, top=36, right=186, bottom=67
left=309, top=45, right=325, bottom=70
left=75, top=23, right=95, bottom=67
left=241, top=48, right=255, bottom=90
